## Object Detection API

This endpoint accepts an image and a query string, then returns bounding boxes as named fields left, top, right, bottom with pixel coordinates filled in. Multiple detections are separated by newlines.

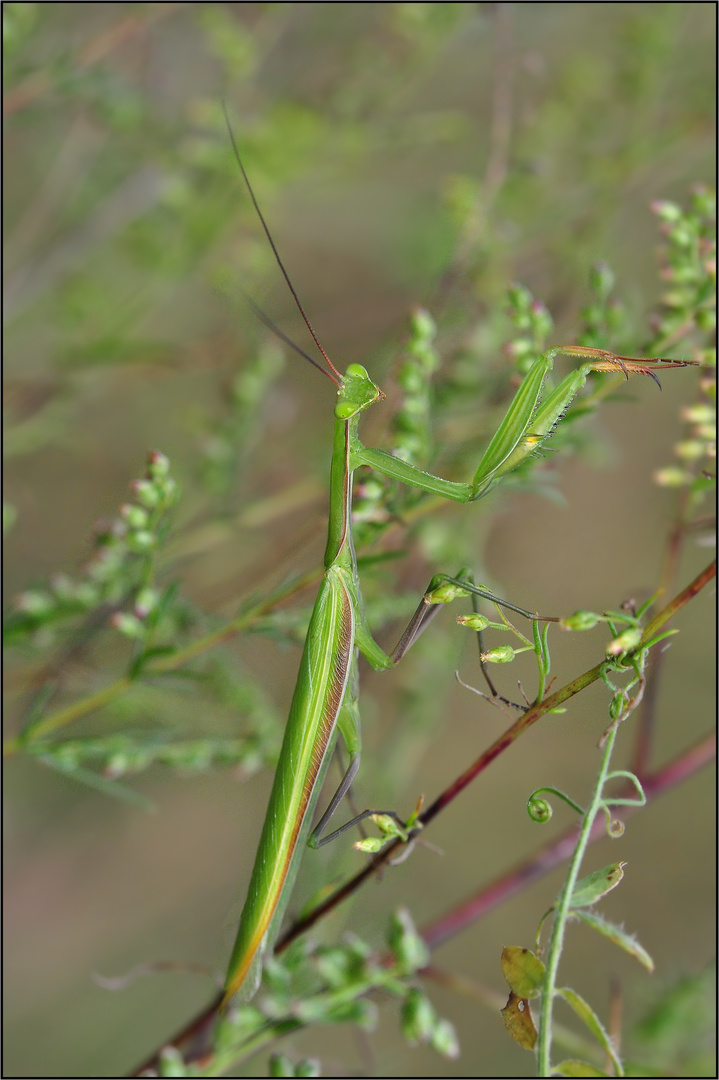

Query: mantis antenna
left=223, top=102, right=343, bottom=387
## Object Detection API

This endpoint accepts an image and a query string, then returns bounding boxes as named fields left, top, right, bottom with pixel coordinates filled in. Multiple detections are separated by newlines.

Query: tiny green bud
left=268, top=1053, right=295, bottom=1077
left=430, top=1017, right=460, bottom=1059
left=295, top=1060, right=320, bottom=1078
left=456, top=613, right=490, bottom=631
left=695, top=308, right=717, bottom=332
left=651, top=199, right=682, bottom=223
left=146, top=450, right=170, bottom=479
left=49, top=573, right=76, bottom=601
left=16, top=590, right=54, bottom=616
left=371, top=813, right=400, bottom=836
left=668, top=225, right=693, bottom=248
left=130, top=479, right=161, bottom=508
left=134, top=587, right=158, bottom=618
left=94, top=519, right=124, bottom=545
left=560, top=610, right=601, bottom=631
left=354, top=837, right=386, bottom=854
left=158, top=476, right=178, bottom=503
left=588, top=260, right=615, bottom=299
left=426, top=582, right=470, bottom=605
left=111, top=612, right=145, bottom=639
left=388, top=908, right=430, bottom=971
left=606, top=627, right=642, bottom=656
left=75, top=582, right=99, bottom=607
left=270, top=1053, right=320, bottom=1078
left=126, top=530, right=154, bottom=552
left=120, top=504, right=149, bottom=529
left=507, top=282, right=533, bottom=313
left=507, top=336, right=534, bottom=360
left=691, top=185, right=716, bottom=215
left=653, top=466, right=692, bottom=487
left=401, top=988, right=437, bottom=1045
left=674, top=439, right=706, bottom=461
left=386, top=911, right=425, bottom=972
left=681, top=403, right=715, bottom=425
left=529, top=299, right=553, bottom=338
left=481, top=645, right=515, bottom=663
left=410, top=307, right=436, bottom=341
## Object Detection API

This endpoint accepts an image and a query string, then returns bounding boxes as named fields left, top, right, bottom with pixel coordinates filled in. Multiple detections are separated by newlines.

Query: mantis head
left=335, top=364, right=384, bottom=420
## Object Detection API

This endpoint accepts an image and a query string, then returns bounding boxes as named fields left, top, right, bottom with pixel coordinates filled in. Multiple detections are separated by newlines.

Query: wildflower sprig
left=6, top=451, right=178, bottom=648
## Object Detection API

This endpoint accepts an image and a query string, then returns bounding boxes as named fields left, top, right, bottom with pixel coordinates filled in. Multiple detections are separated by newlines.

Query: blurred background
left=3, top=4, right=715, bottom=1077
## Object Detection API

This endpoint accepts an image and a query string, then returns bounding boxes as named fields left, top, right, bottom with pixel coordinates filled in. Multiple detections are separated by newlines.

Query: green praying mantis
left=220, top=115, right=694, bottom=1007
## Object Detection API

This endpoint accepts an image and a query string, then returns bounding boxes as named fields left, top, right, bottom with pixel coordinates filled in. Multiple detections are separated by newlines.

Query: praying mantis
left=220, top=114, right=694, bottom=1007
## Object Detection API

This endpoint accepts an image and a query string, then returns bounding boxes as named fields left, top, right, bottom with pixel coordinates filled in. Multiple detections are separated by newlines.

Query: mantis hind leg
left=310, top=569, right=544, bottom=851
left=308, top=699, right=410, bottom=850
left=307, top=753, right=409, bottom=849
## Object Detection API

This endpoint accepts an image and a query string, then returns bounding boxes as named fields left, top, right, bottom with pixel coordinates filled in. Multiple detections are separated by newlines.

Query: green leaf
left=569, top=863, right=626, bottom=908
left=269, top=1053, right=321, bottom=1077
left=557, top=987, right=622, bottom=1075
left=574, top=909, right=654, bottom=971
left=553, top=1060, right=610, bottom=1077
left=430, top=1017, right=460, bottom=1059
left=501, top=946, right=546, bottom=998
left=387, top=908, right=429, bottom=972
left=400, top=988, right=437, bottom=1045
left=158, top=1045, right=190, bottom=1077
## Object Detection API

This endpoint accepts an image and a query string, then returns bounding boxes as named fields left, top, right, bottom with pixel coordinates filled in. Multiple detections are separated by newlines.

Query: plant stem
left=536, top=724, right=621, bottom=1077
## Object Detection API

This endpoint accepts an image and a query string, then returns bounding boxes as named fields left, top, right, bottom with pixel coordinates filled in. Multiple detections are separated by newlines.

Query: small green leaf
left=401, top=987, right=437, bottom=1045
left=158, top=1045, right=190, bottom=1077
left=429, top=1017, right=460, bottom=1059
left=214, top=1004, right=266, bottom=1052
left=574, top=909, right=654, bottom=971
left=388, top=908, right=429, bottom=971
left=553, top=1060, right=610, bottom=1077
left=501, top=946, right=546, bottom=998
left=270, top=1053, right=321, bottom=1077
left=557, top=987, right=622, bottom=1075
left=314, top=943, right=366, bottom=988
left=324, top=998, right=378, bottom=1030
left=569, top=863, right=626, bottom=908
left=269, top=1054, right=296, bottom=1078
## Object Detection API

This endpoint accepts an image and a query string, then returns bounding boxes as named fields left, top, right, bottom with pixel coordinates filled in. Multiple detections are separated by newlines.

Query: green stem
left=536, top=724, right=621, bottom=1077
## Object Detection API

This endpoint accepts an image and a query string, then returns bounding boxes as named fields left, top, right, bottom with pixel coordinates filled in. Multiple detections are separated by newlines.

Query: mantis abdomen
left=223, top=566, right=356, bottom=1003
